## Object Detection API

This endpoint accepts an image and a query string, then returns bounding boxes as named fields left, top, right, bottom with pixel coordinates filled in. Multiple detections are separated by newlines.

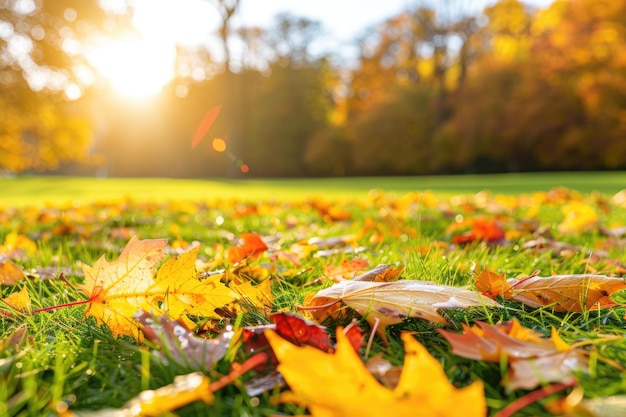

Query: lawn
left=2, top=171, right=626, bottom=206
left=1, top=173, right=626, bottom=416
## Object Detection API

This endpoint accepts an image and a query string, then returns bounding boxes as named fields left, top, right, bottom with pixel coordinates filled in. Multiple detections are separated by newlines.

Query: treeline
left=2, top=0, right=625, bottom=177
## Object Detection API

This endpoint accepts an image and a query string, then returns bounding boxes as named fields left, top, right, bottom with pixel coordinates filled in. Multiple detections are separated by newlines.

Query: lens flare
left=212, top=138, right=226, bottom=152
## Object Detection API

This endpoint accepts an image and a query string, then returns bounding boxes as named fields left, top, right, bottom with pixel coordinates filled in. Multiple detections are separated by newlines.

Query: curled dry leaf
left=265, top=329, right=486, bottom=417
left=476, top=269, right=626, bottom=312
left=307, top=279, right=498, bottom=341
left=438, top=319, right=588, bottom=391
left=135, top=310, right=234, bottom=369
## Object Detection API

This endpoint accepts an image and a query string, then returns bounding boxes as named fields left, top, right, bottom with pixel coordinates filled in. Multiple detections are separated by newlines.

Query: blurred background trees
left=1, top=0, right=625, bottom=177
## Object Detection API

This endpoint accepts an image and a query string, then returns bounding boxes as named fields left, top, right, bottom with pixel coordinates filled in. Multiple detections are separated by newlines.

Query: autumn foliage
left=3, top=0, right=626, bottom=176
left=1, top=186, right=626, bottom=416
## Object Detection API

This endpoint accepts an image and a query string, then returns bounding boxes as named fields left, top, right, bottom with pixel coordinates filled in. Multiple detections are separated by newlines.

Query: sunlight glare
left=87, top=38, right=175, bottom=99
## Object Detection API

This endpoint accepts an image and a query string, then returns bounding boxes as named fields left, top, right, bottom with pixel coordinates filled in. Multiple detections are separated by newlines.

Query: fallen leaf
left=80, top=237, right=167, bottom=337
left=0, top=324, right=27, bottom=351
left=0, top=232, right=37, bottom=259
left=474, top=268, right=511, bottom=299
left=227, top=233, right=268, bottom=264
left=0, top=259, right=25, bottom=285
left=323, top=258, right=369, bottom=282
left=61, top=372, right=214, bottom=417
left=558, top=202, right=598, bottom=234
left=81, top=238, right=234, bottom=338
left=135, top=310, right=234, bottom=369
left=452, top=217, right=505, bottom=245
left=307, top=280, right=498, bottom=341
left=365, top=353, right=403, bottom=388
left=265, top=329, right=486, bottom=417
left=229, top=279, right=274, bottom=315
left=352, top=264, right=404, bottom=282
left=152, top=245, right=236, bottom=319
left=239, top=313, right=362, bottom=375
left=509, top=274, right=626, bottom=312
left=1, top=286, right=31, bottom=312
left=271, top=312, right=333, bottom=352
left=439, top=319, right=588, bottom=390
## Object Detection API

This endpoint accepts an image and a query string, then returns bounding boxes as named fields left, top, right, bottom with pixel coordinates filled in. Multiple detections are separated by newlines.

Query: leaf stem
left=32, top=298, right=91, bottom=314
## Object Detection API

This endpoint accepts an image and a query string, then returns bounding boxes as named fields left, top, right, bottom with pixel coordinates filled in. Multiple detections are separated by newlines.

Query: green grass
left=1, top=171, right=626, bottom=206
left=1, top=174, right=626, bottom=416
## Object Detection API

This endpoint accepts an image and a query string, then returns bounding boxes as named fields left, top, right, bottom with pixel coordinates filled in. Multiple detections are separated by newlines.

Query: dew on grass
left=15, top=362, right=23, bottom=369
left=86, top=369, right=93, bottom=375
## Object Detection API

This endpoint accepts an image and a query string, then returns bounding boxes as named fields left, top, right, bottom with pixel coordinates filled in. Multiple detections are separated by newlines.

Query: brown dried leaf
left=508, top=274, right=626, bottom=311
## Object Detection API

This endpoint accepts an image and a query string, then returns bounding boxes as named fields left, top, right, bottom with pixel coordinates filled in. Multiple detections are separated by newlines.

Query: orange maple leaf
left=475, top=268, right=512, bottom=298
left=266, top=329, right=486, bottom=417
left=227, top=233, right=268, bottom=264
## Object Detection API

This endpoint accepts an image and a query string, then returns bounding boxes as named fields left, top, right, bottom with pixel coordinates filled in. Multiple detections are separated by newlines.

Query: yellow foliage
left=266, top=329, right=486, bottom=417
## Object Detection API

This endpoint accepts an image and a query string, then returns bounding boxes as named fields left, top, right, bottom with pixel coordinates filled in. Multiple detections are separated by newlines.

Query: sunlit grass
left=2, top=172, right=626, bottom=207
left=1, top=175, right=626, bottom=416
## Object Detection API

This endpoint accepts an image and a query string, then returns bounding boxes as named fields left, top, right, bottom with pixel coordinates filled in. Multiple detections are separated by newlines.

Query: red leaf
left=191, top=105, right=222, bottom=148
left=271, top=312, right=333, bottom=352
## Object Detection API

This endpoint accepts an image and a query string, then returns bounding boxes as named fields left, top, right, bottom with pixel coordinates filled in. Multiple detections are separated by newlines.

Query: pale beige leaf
left=308, top=280, right=498, bottom=340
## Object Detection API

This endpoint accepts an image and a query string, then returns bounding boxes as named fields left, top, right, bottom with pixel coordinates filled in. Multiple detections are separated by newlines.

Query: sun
left=87, top=38, right=175, bottom=99
left=86, top=0, right=215, bottom=100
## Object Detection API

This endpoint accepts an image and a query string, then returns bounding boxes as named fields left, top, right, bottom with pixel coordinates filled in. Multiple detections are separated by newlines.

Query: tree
left=0, top=0, right=132, bottom=173
left=209, top=0, right=240, bottom=73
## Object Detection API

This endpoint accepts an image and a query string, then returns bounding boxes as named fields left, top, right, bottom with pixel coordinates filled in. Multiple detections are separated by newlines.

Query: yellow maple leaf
left=152, top=245, right=236, bottom=319
left=2, top=286, right=31, bottom=312
left=81, top=238, right=238, bottom=339
left=80, top=237, right=167, bottom=338
left=266, top=329, right=486, bottom=417
left=229, top=279, right=274, bottom=314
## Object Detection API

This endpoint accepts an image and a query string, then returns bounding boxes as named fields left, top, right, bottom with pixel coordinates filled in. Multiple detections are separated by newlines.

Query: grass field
left=1, top=171, right=626, bottom=206
left=1, top=172, right=626, bottom=416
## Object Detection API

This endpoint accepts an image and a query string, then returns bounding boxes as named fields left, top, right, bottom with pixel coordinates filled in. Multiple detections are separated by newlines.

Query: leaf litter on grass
left=0, top=186, right=626, bottom=416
